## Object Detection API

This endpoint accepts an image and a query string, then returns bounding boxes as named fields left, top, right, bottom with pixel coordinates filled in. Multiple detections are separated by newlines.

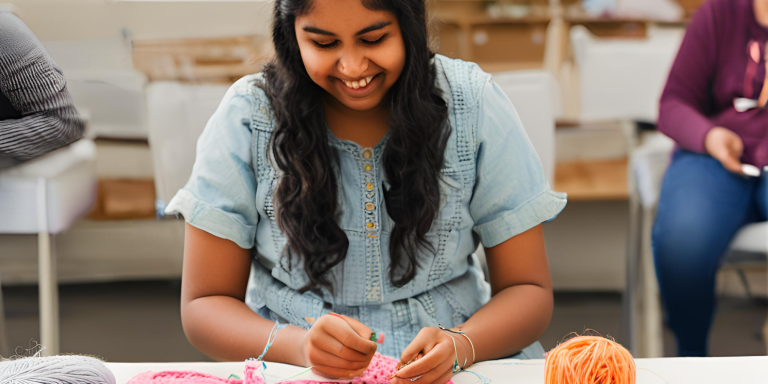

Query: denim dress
left=165, top=54, right=567, bottom=359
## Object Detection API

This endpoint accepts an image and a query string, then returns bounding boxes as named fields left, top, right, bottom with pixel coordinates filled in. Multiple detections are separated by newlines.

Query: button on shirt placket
left=362, top=148, right=383, bottom=303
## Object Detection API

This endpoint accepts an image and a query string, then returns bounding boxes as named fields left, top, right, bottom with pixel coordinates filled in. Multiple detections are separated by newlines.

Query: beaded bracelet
left=256, top=321, right=287, bottom=361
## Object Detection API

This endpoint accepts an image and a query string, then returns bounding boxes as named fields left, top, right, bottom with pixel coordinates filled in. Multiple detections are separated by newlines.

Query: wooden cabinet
left=430, top=0, right=698, bottom=73
left=431, top=1, right=551, bottom=72
left=132, top=35, right=272, bottom=83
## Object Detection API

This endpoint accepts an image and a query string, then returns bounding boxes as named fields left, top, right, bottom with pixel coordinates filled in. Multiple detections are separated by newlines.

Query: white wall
left=9, top=0, right=273, bottom=41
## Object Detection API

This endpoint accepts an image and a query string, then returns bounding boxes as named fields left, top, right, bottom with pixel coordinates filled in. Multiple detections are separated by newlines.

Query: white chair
left=569, top=25, right=683, bottom=123
left=473, top=70, right=559, bottom=276
left=145, top=82, right=230, bottom=205
left=626, top=133, right=674, bottom=358
left=492, top=70, right=560, bottom=186
left=0, top=140, right=98, bottom=356
left=628, top=133, right=768, bottom=357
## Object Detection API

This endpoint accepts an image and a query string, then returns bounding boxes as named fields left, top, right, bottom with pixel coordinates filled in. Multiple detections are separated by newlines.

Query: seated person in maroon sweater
left=653, top=0, right=768, bottom=357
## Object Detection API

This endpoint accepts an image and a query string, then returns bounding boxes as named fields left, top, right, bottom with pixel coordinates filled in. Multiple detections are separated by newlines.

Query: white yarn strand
left=0, top=355, right=116, bottom=384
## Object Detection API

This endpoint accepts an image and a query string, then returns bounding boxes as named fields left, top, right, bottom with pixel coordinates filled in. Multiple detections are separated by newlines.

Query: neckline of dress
left=325, top=124, right=390, bottom=154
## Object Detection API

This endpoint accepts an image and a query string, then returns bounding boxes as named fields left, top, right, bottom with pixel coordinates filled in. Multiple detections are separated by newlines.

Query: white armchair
left=0, top=139, right=97, bottom=356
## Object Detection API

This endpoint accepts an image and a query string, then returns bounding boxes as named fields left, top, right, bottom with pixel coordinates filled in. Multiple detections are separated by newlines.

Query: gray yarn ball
left=0, top=355, right=116, bottom=384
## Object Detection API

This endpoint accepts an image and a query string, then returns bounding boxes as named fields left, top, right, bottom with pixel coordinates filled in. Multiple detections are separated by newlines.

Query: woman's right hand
left=705, top=127, right=745, bottom=174
left=300, top=313, right=377, bottom=379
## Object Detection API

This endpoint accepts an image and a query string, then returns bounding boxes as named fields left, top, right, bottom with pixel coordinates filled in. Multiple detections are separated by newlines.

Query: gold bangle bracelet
left=438, top=324, right=476, bottom=366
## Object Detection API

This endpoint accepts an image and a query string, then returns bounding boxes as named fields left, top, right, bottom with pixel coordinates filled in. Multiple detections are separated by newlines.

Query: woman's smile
left=334, top=74, right=381, bottom=98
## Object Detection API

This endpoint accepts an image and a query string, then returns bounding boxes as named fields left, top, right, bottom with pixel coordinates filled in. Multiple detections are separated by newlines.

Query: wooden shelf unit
left=431, top=0, right=699, bottom=72
left=431, top=1, right=550, bottom=72
left=554, top=158, right=629, bottom=201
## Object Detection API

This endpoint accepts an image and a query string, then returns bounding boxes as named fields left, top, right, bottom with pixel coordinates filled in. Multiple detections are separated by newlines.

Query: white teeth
left=341, top=76, right=374, bottom=89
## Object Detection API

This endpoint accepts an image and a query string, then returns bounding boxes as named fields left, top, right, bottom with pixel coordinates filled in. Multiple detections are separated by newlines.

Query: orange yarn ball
left=544, top=336, right=636, bottom=384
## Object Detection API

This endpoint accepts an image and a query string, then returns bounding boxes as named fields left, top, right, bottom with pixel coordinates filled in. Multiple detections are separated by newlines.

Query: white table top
left=106, top=356, right=768, bottom=384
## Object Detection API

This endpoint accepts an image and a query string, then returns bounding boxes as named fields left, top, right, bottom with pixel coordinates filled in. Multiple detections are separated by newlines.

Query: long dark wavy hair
left=260, top=0, right=450, bottom=293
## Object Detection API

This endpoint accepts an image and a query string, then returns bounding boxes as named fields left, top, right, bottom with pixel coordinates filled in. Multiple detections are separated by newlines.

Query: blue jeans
left=652, top=150, right=768, bottom=356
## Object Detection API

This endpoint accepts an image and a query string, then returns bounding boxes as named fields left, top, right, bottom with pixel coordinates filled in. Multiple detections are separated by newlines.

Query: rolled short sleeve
left=164, top=79, right=259, bottom=249
left=470, top=78, right=567, bottom=247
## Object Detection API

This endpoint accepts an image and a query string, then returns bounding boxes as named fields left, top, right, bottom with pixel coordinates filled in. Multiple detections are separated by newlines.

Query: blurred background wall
left=9, top=0, right=273, bottom=41
left=2, top=0, right=766, bottom=362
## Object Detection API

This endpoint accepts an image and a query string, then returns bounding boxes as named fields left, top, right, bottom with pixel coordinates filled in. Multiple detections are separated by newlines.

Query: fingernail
left=328, top=312, right=344, bottom=319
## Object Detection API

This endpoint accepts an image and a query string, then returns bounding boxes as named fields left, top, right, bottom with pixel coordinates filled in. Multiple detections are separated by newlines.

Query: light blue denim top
left=166, top=54, right=567, bottom=358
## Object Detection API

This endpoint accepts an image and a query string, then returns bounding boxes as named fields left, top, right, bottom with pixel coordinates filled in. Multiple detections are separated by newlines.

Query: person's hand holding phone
left=706, top=127, right=745, bottom=174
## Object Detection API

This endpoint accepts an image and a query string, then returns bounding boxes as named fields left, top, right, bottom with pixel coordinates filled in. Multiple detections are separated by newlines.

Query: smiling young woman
left=166, top=0, right=567, bottom=383
left=294, top=0, right=405, bottom=147
left=295, top=2, right=404, bottom=107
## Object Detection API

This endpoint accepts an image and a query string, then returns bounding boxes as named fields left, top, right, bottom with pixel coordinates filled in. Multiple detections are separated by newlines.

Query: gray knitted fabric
left=0, top=12, right=85, bottom=169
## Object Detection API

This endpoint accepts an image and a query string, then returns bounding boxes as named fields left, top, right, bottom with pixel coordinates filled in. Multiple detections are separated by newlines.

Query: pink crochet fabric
left=127, top=370, right=243, bottom=384
left=127, top=354, right=453, bottom=384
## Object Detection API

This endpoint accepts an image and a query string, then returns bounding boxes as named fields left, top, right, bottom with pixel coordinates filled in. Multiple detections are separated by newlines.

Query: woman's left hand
left=390, top=327, right=461, bottom=384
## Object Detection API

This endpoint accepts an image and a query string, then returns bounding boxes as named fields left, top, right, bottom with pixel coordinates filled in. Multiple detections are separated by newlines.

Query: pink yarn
left=127, top=354, right=453, bottom=384
left=127, top=370, right=243, bottom=384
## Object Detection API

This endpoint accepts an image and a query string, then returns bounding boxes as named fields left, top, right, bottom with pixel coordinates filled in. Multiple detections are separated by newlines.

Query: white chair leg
left=640, top=207, right=664, bottom=358
left=38, top=231, right=59, bottom=356
left=37, top=177, right=59, bottom=356
left=623, top=182, right=642, bottom=355
left=624, top=128, right=642, bottom=355
left=0, top=278, right=9, bottom=357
